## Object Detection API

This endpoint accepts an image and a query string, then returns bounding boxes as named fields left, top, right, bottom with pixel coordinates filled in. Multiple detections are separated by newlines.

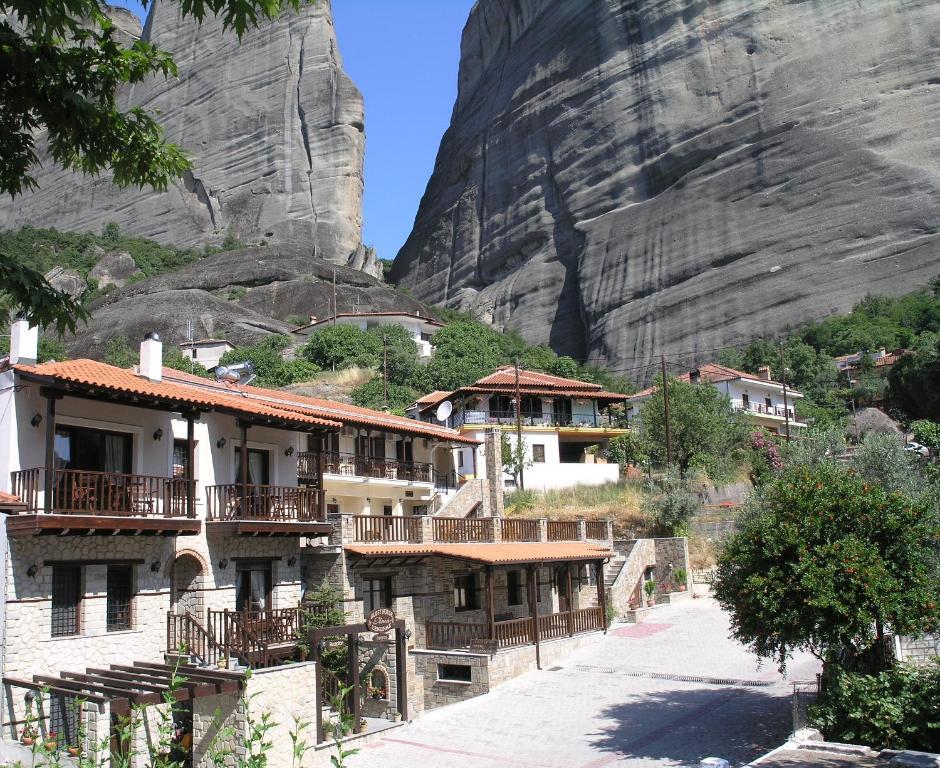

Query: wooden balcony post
left=186, top=414, right=196, bottom=519
left=347, top=634, right=360, bottom=726
left=565, top=565, right=574, bottom=637
left=527, top=564, right=541, bottom=670
left=484, top=566, right=495, bottom=640
left=316, top=432, right=326, bottom=521
left=42, top=391, right=60, bottom=514
left=239, top=420, right=250, bottom=517
left=595, top=559, right=608, bottom=634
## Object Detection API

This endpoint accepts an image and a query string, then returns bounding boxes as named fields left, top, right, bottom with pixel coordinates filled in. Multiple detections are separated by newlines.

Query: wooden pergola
left=4, top=662, right=245, bottom=755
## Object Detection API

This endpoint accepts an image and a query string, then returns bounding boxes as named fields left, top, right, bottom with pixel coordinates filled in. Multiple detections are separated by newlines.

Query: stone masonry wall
left=653, top=538, right=691, bottom=592
left=899, top=632, right=940, bottom=666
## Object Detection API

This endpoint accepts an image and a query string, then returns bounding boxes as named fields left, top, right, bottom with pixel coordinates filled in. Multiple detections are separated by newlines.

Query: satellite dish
left=435, top=401, right=453, bottom=422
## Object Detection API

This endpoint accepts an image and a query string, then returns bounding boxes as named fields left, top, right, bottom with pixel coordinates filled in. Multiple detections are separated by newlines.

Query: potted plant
left=355, top=717, right=368, bottom=734
left=674, top=567, right=687, bottom=592
left=44, top=730, right=58, bottom=751
left=20, top=726, right=36, bottom=746
left=68, top=745, right=81, bottom=757
left=644, top=579, right=656, bottom=607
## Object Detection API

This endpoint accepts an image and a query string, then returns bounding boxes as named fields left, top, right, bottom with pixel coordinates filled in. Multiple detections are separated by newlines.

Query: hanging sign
left=366, top=608, right=395, bottom=636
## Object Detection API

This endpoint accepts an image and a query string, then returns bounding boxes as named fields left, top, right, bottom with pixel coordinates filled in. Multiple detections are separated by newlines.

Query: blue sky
left=113, top=0, right=474, bottom=262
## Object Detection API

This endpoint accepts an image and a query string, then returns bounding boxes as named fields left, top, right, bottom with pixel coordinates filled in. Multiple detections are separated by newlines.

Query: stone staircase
left=582, top=552, right=626, bottom=609
left=430, top=479, right=486, bottom=517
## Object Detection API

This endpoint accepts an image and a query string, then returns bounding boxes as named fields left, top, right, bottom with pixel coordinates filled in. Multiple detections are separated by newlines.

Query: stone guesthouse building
left=0, top=320, right=687, bottom=767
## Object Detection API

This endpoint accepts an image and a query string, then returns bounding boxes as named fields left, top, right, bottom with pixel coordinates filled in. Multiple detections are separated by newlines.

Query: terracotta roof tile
left=475, top=366, right=605, bottom=390
left=462, top=386, right=629, bottom=400
left=160, top=371, right=478, bottom=445
left=15, top=360, right=342, bottom=430
left=0, top=491, right=24, bottom=507
left=346, top=542, right=614, bottom=565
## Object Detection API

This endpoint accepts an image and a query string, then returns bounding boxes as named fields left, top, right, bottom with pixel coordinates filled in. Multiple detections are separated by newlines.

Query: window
left=420, top=332, right=433, bottom=343
left=172, top=439, right=190, bottom=478
left=457, top=450, right=464, bottom=469
left=507, top=570, right=523, bottom=606
left=521, top=395, right=543, bottom=418
left=49, top=695, right=78, bottom=749
left=383, top=505, right=393, bottom=516
left=765, top=397, right=773, bottom=410
left=54, top=425, right=131, bottom=473
left=234, top=447, right=270, bottom=485
left=532, top=444, right=545, bottom=463
left=107, top=565, right=134, bottom=631
left=395, top=440, right=413, bottom=463
left=311, top=432, right=340, bottom=454
left=454, top=573, right=479, bottom=612
left=326, top=503, right=340, bottom=515
left=236, top=563, right=272, bottom=613
left=363, top=576, right=393, bottom=613
left=741, top=393, right=750, bottom=409
left=51, top=566, right=81, bottom=637
left=491, top=394, right=514, bottom=417
left=437, top=664, right=472, bottom=683
left=370, top=437, right=386, bottom=459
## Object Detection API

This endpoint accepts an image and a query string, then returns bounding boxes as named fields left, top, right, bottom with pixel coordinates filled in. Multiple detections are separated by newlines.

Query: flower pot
left=21, top=737, right=34, bottom=746
left=68, top=747, right=81, bottom=757
left=44, top=741, right=58, bottom=751
left=355, top=720, right=368, bottom=734
left=678, top=585, right=687, bottom=592
left=646, top=599, right=655, bottom=607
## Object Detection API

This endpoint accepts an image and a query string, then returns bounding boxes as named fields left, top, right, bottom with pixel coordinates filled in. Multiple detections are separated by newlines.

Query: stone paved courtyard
left=347, top=597, right=821, bottom=768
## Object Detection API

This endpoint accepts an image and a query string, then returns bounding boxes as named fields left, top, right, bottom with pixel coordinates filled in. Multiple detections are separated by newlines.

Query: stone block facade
left=898, top=632, right=940, bottom=666
left=607, top=538, right=691, bottom=619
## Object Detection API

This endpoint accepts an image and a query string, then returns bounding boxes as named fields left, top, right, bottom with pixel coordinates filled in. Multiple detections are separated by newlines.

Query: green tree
left=424, top=321, right=505, bottom=390
left=103, top=335, right=136, bottom=368
left=349, top=377, right=418, bottom=415
left=887, top=336, right=940, bottom=421
left=713, top=462, right=940, bottom=673
left=1, top=0, right=303, bottom=333
left=300, top=325, right=380, bottom=371
left=219, top=335, right=305, bottom=387
left=605, top=432, right=647, bottom=469
left=911, top=419, right=940, bottom=452
left=364, top=325, right=419, bottom=386
left=638, top=375, right=749, bottom=482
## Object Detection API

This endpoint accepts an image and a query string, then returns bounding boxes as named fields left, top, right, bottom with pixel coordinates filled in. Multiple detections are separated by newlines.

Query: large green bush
left=810, top=662, right=940, bottom=751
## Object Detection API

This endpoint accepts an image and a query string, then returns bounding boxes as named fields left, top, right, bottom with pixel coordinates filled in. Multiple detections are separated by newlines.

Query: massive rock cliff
left=1, top=0, right=373, bottom=272
left=391, top=0, right=940, bottom=374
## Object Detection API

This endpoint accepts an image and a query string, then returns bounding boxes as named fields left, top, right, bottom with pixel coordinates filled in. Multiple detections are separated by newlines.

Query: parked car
left=905, top=441, right=930, bottom=457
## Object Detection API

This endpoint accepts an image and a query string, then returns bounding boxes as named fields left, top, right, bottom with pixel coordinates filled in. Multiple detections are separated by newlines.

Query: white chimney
left=757, top=365, right=772, bottom=381
left=9, top=318, right=38, bottom=365
left=139, top=332, right=163, bottom=382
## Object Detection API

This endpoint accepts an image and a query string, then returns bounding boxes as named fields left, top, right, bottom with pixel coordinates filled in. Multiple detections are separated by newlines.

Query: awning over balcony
left=345, top=541, right=613, bottom=566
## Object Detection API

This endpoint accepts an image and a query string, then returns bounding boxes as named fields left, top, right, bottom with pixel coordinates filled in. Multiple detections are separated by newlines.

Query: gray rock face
left=391, top=0, right=940, bottom=375
left=88, top=251, right=141, bottom=289
left=67, top=245, right=427, bottom=358
left=45, top=267, right=85, bottom=300
left=2, top=0, right=371, bottom=272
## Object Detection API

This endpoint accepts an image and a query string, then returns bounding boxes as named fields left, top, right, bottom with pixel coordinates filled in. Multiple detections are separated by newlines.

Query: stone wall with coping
left=245, top=662, right=318, bottom=767
left=653, top=538, right=691, bottom=592
left=192, top=690, right=242, bottom=768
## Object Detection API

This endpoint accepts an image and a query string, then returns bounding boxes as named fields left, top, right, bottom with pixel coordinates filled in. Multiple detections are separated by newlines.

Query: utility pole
left=779, top=341, right=791, bottom=442
left=382, top=334, right=389, bottom=411
left=661, top=355, right=672, bottom=468
left=332, top=269, right=337, bottom=326
left=514, top=358, right=525, bottom=491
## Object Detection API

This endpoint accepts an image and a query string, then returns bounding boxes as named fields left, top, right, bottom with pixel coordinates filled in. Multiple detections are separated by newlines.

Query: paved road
left=348, top=597, right=821, bottom=768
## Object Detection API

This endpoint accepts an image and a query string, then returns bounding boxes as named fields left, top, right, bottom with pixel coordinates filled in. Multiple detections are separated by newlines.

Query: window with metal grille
left=454, top=573, right=479, bottom=612
left=49, top=694, right=78, bottom=749
left=532, top=444, right=545, bottom=463
left=51, top=566, right=81, bottom=637
left=107, top=565, right=133, bottom=632
left=363, top=577, right=392, bottom=613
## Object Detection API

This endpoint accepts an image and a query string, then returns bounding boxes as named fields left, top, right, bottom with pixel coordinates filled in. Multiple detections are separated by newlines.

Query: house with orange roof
left=407, top=367, right=631, bottom=492
left=0, top=321, right=688, bottom=759
left=626, top=363, right=807, bottom=435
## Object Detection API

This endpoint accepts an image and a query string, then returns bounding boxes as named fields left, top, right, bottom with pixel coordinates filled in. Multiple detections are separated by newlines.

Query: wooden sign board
left=366, top=608, right=395, bottom=635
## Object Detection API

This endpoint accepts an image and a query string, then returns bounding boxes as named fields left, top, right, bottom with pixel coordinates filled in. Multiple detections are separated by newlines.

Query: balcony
left=205, top=484, right=329, bottom=536
left=168, top=607, right=303, bottom=668
left=299, top=451, right=434, bottom=484
left=344, top=514, right=612, bottom=545
left=449, top=410, right=621, bottom=429
left=426, top=607, right=605, bottom=651
left=6, top=468, right=200, bottom=537
left=731, top=400, right=804, bottom=424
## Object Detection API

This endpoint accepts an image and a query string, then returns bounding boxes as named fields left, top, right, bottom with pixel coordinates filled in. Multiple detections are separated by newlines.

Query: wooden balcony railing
left=547, top=520, right=580, bottom=541
left=311, top=451, right=434, bottom=483
left=167, top=612, right=224, bottom=666
left=205, top=607, right=303, bottom=667
left=206, top=484, right=322, bottom=521
left=500, top=518, right=540, bottom=542
left=11, top=468, right=194, bottom=517
left=352, top=514, right=422, bottom=543
left=426, top=608, right=603, bottom=651
left=432, top=517, right=495, bottom=543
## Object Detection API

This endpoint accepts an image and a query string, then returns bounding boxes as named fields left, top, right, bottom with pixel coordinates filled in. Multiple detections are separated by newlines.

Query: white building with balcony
left=408, top=368, right=630, bottom=492
left=291, top=311, right=444, bottom=360
left=626, top=362, right=806, bottom=434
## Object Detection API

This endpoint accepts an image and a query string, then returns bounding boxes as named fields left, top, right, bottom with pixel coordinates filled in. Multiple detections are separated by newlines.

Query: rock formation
left=391, top=0, right=940, bottom=375
left=66, top=245, right=426, bottom=359
left=1, top=0, right=374, bottom=273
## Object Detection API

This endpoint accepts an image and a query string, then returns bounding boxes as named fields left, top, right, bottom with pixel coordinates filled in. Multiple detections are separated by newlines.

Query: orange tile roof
left=159, top=371, right=479, bottom=445
left=14, top=360, right=342, bottom=430
left=415, top=390, right=453, bottom=406
left=462, top=386, right=629, bottom=400
left=626, top=362, right=803, bottom=399
left=345, top=542, right=614, bottom=565
left=0, top=491, right=24, bottom=508
left=475, top=366, right=605, bottom=390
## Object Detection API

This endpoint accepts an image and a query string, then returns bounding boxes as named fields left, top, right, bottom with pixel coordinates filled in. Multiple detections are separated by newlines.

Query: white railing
left=730, top=400, right=798, bottom=421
